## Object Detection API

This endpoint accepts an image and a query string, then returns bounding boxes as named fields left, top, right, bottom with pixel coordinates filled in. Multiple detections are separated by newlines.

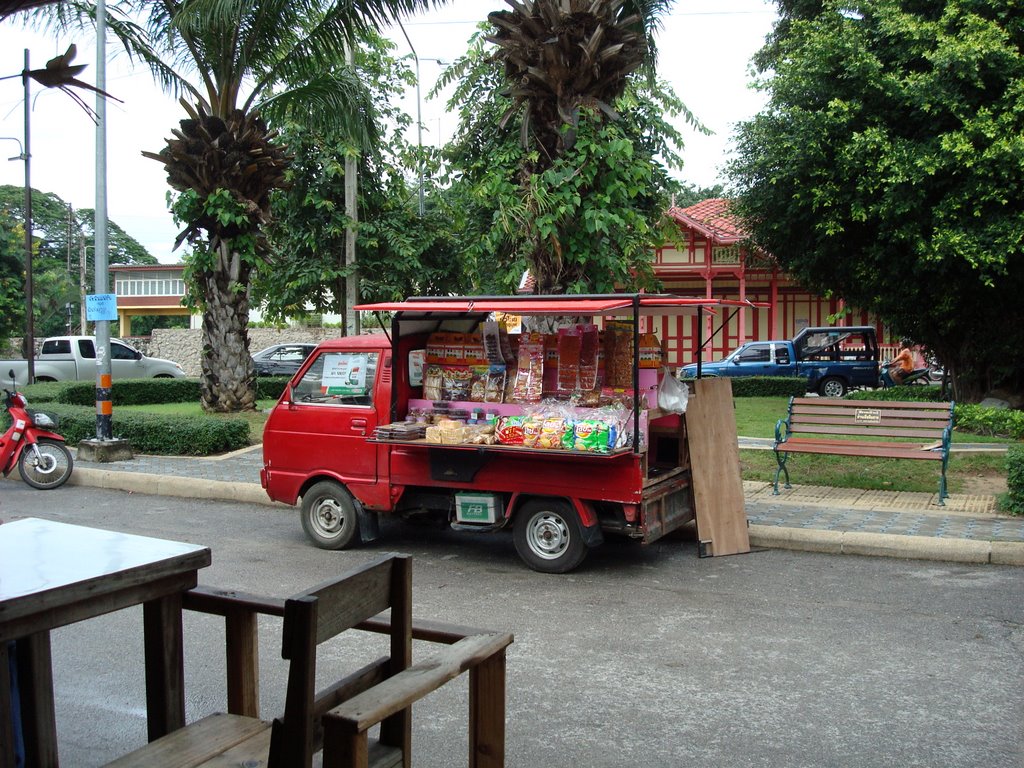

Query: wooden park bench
left=106, top=553, right=513, bottom=768
left=773, top=397, right=955, bottom=505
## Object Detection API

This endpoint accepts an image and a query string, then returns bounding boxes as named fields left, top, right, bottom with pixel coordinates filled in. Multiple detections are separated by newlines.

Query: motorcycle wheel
left=19, top=439, right=74, bottom=490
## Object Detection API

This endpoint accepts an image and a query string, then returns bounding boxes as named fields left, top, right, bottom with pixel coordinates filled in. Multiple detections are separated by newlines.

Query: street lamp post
left=396, top=20, right=446, bottom=217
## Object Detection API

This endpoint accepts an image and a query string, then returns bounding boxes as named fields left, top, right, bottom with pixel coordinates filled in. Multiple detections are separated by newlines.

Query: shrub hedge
left=10, top=377, right=291, bottom=456
left=849, top=386, right=1024, bottom=440
left=1006, top=445, right=1024, bottom=516
left=681, top=376, right=808, bottom=398
left=51, top=376, right=291, bottom=406
left=846, top=386, right=944, bottom=402
left=34, top=403, right=251, bottom=455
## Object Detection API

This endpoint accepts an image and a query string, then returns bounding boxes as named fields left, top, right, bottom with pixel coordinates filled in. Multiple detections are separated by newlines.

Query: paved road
left=68, top=445, right=1024, bottom=565
left=3, top=484, right=1023, bottom=767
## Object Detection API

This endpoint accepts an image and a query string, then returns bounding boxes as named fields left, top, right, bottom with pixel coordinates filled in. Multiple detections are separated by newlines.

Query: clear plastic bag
left=657, top=369, right=689, bottom=414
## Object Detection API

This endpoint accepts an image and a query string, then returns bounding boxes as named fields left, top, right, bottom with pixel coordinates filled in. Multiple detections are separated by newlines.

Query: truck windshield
left=292, top=351, right=379, bottom=406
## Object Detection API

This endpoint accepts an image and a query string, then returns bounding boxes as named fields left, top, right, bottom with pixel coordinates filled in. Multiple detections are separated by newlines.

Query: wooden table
left=0, top=517, right=211, bottom=767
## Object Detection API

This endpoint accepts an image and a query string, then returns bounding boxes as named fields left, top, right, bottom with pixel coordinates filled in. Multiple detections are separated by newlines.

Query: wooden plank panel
left=790, top=412, right=951, bottom=428
left=104, top=713, right=268, bottom=767
left=791, top=397, right=952, bottom=412
left=469, top=650, right=507, bottom=768
left=779, top=442, right=944, bottom=460
left=305, top=557, right=399, bottom=643
left=784, top=438, right=938, bottom=450
left=327, top=634, right=514, bottom=732
left=788, top=423, right=947, bottom=439
left=686, top=378, right=750, bottom=557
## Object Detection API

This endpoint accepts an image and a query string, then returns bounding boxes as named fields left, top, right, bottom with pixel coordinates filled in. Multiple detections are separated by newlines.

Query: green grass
left=733, top=396, right=1013, bottom=493
left=740, top=449, right=1006, bottom=495
left=113, top=395, right=1013, bottom=493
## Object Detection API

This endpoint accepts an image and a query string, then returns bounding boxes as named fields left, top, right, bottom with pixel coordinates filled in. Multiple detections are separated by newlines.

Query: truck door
left=110, top=340, right=147, bottom=378
left=280, top=349, right=381, bottom=483
left=728, top=342, right=774, bottom=376
left=772, top=343, right=797, bottom=374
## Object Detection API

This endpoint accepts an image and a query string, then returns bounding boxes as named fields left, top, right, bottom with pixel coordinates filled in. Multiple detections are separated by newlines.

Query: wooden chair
left=105, top=554, right=513, bottom=768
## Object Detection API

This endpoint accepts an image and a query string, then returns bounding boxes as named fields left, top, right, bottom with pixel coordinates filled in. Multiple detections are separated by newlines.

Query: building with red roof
left=654, top=198, right=887, bottom=368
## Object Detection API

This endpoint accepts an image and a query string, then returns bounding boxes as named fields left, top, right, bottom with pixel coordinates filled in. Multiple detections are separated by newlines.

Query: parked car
left=678, top=326, right=880, bottom=398
left=251, top=343, right=316, bottom=376
left=1, top=336, right=185, bottom=385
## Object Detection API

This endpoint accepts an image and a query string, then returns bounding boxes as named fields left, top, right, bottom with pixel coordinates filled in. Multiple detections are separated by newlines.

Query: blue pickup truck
left=679, top=326, right=880, bottom=398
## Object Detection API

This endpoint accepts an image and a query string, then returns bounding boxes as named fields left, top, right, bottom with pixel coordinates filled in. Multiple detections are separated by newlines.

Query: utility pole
left=344, top=41, right=359, bottom=337
left=22, top=49, right=34, bottom=383
left=79, top=236, right=87, bottom=332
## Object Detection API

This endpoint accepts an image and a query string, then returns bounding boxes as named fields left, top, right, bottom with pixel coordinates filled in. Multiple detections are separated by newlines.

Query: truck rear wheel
left=300, top=480, right=359, bottom=550
left=513, top=499, right=588, bottom=574
left=817, top=377, right=847, bottom=398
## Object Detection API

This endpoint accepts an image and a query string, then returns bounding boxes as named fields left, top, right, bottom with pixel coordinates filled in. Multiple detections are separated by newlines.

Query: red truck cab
left=262, top=294, right=750, bottom=572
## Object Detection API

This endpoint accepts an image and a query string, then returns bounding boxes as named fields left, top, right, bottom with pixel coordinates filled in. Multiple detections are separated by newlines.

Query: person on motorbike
left=886, top=339, right=915, bottom=385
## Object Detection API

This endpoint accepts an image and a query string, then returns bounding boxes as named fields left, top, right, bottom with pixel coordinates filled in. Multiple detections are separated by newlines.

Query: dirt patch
left=961, top=475, right=1008, bottom=496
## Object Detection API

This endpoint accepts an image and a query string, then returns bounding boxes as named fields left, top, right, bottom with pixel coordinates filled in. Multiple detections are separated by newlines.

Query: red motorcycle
left=1, top=369, right=73, bottom=489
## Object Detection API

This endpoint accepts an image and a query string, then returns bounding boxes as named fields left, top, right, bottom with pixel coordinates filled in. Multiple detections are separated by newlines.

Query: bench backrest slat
left=791, top=414, right=950, bottom=431
left=785, top=398, right=953, bottom=440
left=788, top=424, right=946, bottom=439
left=790, top=397, right=950, bottom=412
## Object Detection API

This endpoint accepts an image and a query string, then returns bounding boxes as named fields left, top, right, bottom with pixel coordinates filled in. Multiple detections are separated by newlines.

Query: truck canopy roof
left=356, top=294, right=767, bottom=317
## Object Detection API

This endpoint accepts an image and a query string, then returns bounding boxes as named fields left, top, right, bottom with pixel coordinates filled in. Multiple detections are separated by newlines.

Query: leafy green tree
left=729, top=0, right=1024, bottom=401
left=35, top=0, right=448, bottom=412
left=0, top=185, right=156, bottom=338
left=257, top=32, right=471, bottom=318
left=0, top=211, right=25, bottom=344
left=672, top=182, right=727, bottom=209
left=442, top=13, right=693, bottom=295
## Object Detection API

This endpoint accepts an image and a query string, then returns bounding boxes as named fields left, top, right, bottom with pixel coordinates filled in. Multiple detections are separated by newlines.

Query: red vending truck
left=261, top=294, right=753, bottom=572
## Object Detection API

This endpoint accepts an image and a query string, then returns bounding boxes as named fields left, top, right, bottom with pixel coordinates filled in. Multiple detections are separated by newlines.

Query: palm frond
left=256, top=71, right=379, bottom=151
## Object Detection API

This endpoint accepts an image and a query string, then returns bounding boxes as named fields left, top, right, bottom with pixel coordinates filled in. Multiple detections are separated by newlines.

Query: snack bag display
left=557, top=327, right=582, bottom=393
left=578, top=324, right=599, bottom=391
left=483, top=367, right=506, bottom=403
left=511, top=334, right=545, bottom=403
left=442, top=367, right=473, bottom=401
left=572, top=419, right=611, bottom=453
left=538, top=417, right=571, bottom=449
left=423, top=365, right=444, bottom=401
left=495, top=415, right=526, bottom=445
left=521, top=415, right=544, bottom=448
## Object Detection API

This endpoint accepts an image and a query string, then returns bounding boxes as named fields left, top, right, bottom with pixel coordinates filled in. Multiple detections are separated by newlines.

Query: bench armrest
left=184, top=585, right=287, bottom=618
left=324, top=632, right=514, bottom=732
left=774, top=417, right=791, bottom=444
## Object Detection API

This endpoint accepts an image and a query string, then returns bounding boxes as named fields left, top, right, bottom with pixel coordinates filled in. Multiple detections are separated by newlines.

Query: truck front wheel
left=513, top=499, right=588, bottom=574
left=300, top=480, right=360, bottom=550
left=817, top=377, right=848, bottom=398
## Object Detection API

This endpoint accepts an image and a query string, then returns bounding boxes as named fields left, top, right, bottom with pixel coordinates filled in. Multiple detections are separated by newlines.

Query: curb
left=66, top=468, right=1024, bottom=567
left=69, top=467, right=280, bottom=507
left=750, top=524, right=1024, bottom=565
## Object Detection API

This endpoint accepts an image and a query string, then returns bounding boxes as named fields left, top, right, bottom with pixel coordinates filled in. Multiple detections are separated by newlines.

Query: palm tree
left=35, top=0, right=446, bottom=411
left=484, top=0, right=671, bottom=293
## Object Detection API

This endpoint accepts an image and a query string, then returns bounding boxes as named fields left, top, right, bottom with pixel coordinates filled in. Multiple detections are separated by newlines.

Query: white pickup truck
left=4, top=336, right=186, bottom=385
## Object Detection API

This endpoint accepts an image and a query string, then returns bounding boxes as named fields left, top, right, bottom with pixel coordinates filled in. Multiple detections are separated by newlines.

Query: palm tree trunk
left=199, top=246, right=256, bottom=412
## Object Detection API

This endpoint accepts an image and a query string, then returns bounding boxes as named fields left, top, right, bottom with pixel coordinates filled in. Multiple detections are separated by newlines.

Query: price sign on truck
left=322, top=353, right=368, bottom=395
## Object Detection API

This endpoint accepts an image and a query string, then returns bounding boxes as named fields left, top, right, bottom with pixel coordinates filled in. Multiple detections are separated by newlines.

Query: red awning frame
left=355, top=293, right=768, bottom=317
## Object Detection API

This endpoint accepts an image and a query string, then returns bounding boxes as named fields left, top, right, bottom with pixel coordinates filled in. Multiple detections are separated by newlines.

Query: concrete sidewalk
left=66, top=444, right=1024, bottom=567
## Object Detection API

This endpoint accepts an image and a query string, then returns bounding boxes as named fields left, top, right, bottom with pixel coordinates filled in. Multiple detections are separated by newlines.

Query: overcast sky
left=0, top=0, right=777, bottom=264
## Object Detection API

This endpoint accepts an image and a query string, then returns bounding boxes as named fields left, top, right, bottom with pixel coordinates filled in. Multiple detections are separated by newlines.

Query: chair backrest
left=268, top=554, right=412, bottom=767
